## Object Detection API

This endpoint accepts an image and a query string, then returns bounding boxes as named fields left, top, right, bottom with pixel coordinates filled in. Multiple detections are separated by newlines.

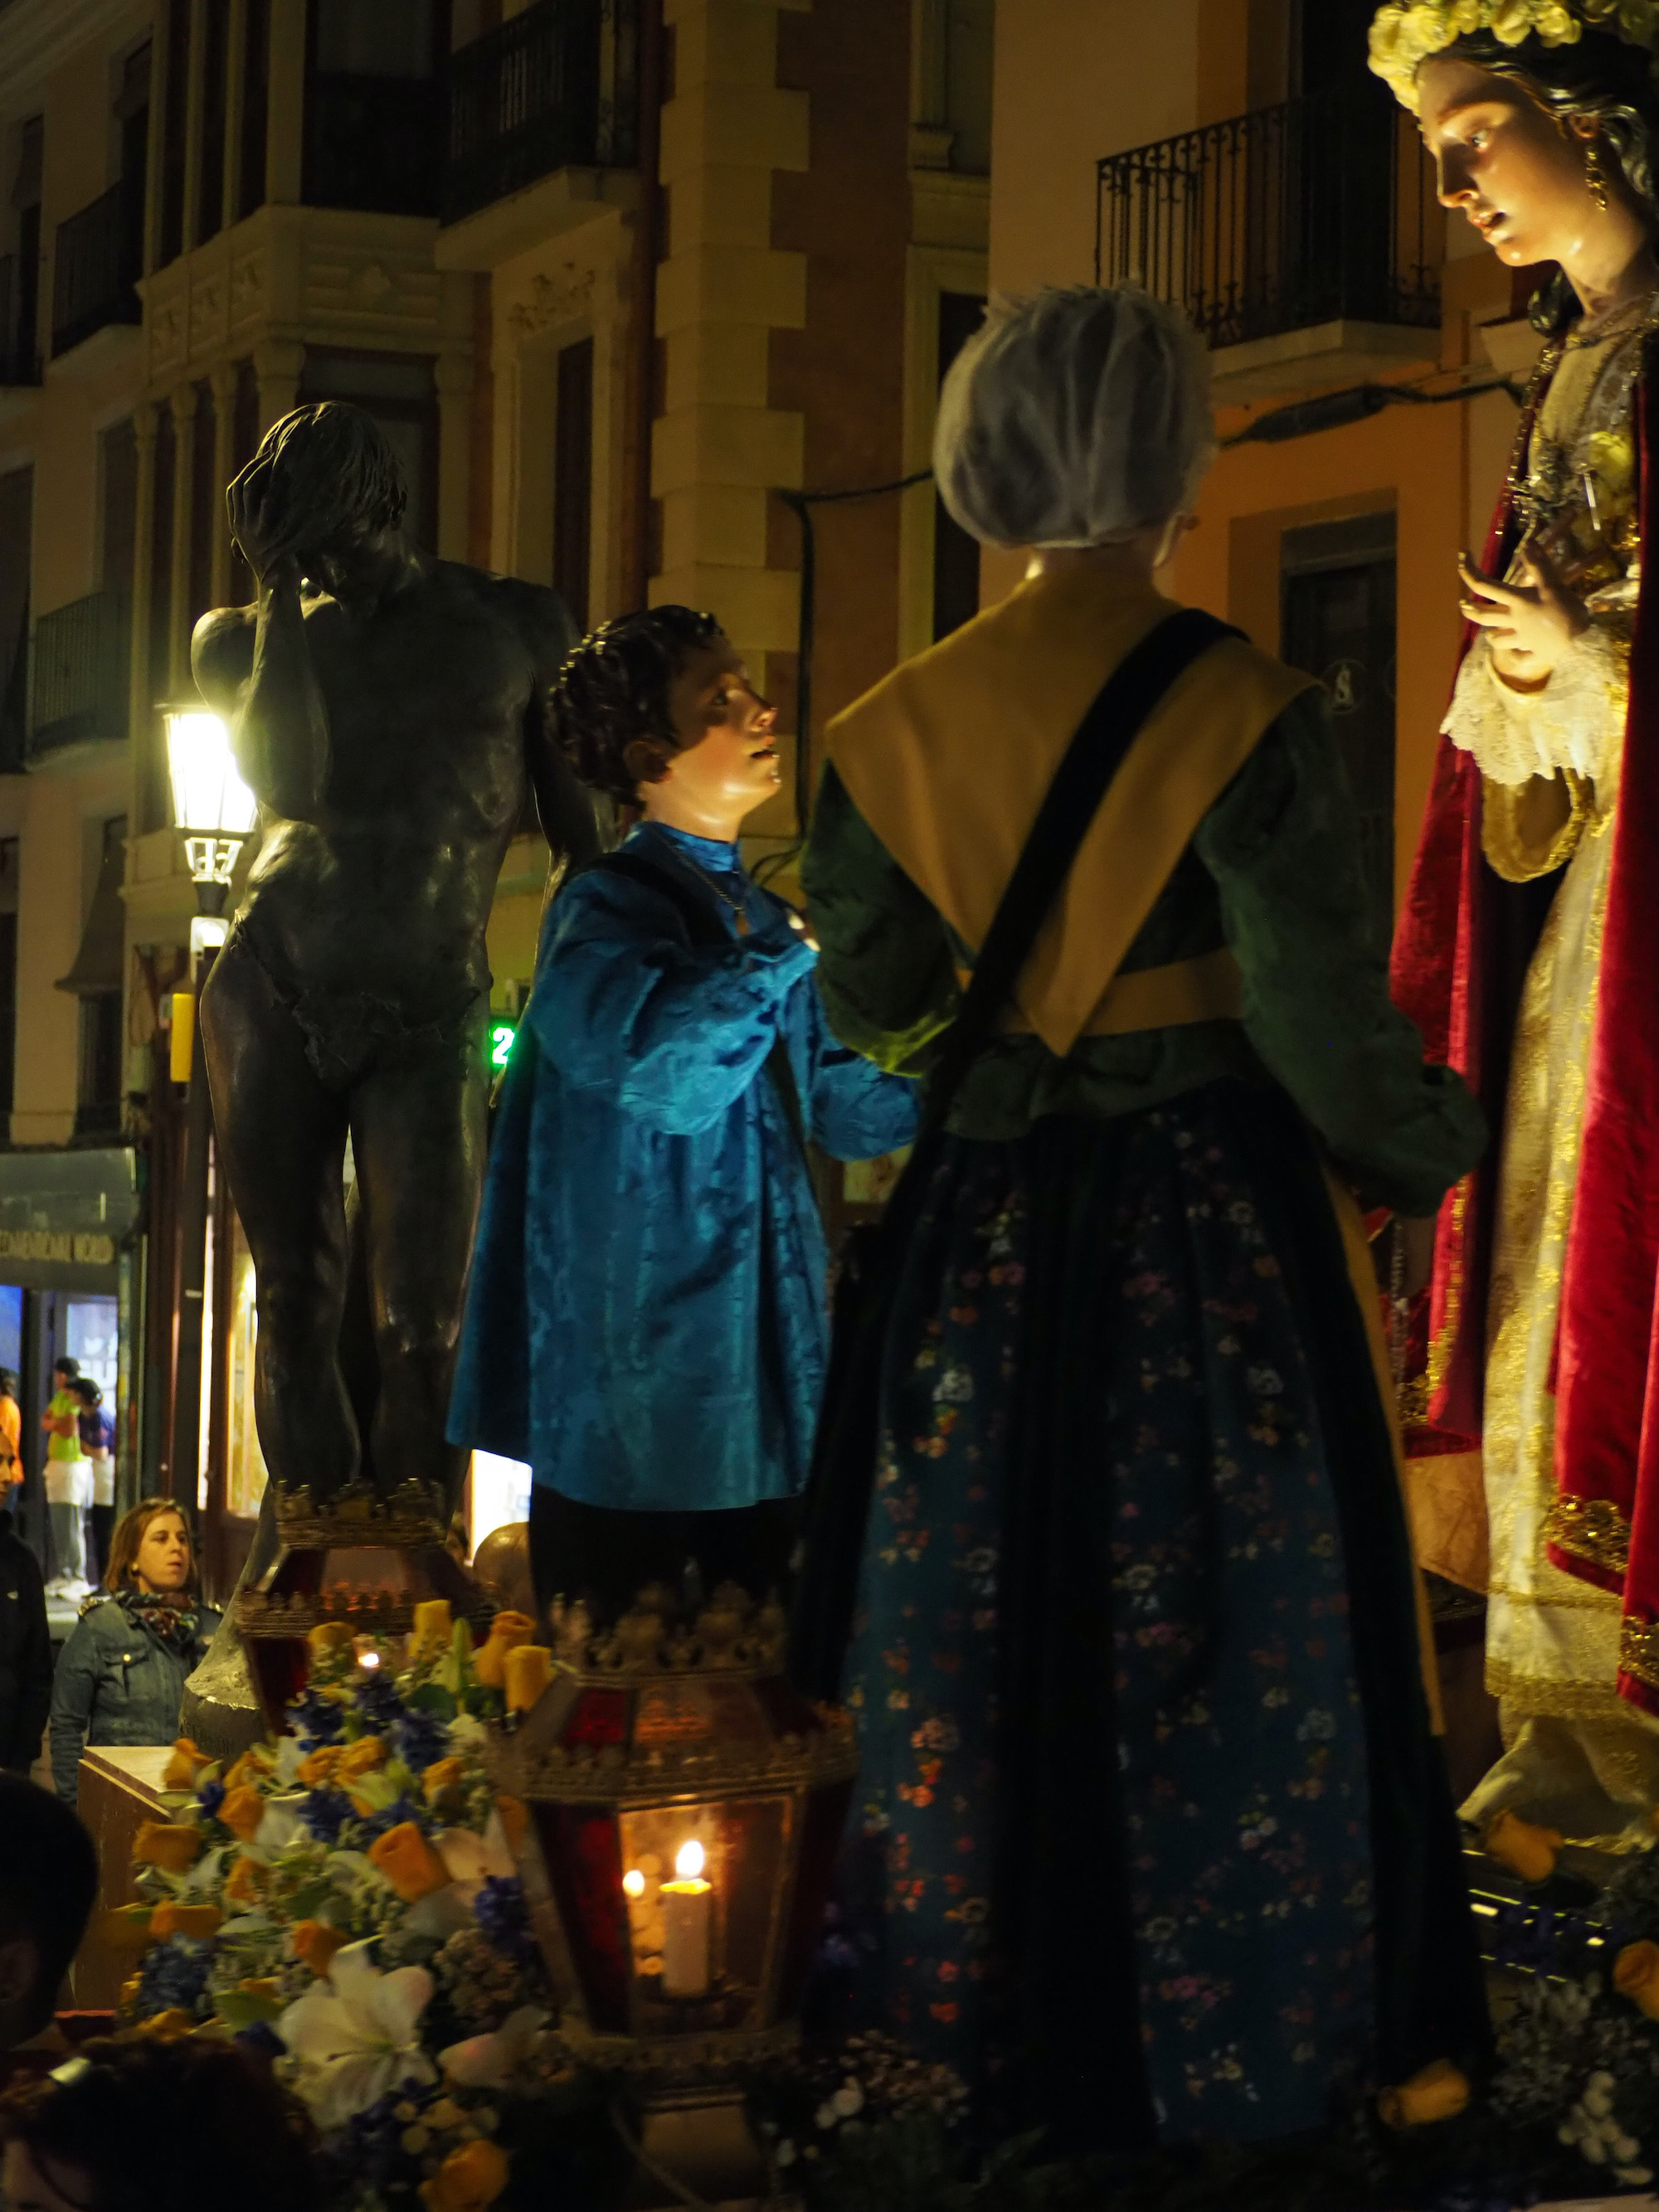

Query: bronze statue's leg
left=200, top=943, right=357, bottom=1497
left=348, top=1031, right=488, bottom=1507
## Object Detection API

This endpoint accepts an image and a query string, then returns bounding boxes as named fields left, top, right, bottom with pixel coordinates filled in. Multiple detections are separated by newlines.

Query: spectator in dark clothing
left=0, top=1511, right=50, bottom=1777
left=73, top=1383, right=115, bottom=1587
left=0, top=1777, right=97, bottom=2054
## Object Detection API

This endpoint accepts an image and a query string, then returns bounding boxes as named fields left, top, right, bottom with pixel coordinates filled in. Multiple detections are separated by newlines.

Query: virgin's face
left=1418, top=56, right=1603, bottom=266
left=132, top=1510, right=191, bottom=1594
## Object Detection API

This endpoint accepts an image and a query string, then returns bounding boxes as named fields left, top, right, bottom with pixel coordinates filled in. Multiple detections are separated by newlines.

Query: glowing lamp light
left=622, top=1869, right=646, bottom=1899
left=358, top=1649, right=382, bottom=1670
left=165, top=707, right=257, bottom=897
left=674, top=1840, right=705, bottom=1880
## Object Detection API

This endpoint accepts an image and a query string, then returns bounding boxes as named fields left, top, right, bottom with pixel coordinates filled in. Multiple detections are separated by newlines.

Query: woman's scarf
left=119, top=1587, right=202, bottom=1655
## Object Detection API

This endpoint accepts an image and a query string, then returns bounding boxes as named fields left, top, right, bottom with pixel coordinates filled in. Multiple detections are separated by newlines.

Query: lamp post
left=164, top=707, right=256, bottom=1510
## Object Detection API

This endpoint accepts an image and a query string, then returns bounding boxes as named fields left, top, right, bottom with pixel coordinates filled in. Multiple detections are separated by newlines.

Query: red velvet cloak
left=1390, top=337, right=1659, bottom=1712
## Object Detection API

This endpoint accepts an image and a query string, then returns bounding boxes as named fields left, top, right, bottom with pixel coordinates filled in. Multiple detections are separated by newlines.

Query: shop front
left=0, top=1145, right=139, bottom=1581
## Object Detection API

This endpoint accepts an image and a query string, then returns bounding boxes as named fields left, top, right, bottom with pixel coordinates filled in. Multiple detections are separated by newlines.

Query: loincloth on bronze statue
left=223, top=918, right=490, bottom=1092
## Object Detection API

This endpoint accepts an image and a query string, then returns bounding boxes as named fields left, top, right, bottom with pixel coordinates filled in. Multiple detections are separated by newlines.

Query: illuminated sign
left=489, top=1020, right=518, bottom=1072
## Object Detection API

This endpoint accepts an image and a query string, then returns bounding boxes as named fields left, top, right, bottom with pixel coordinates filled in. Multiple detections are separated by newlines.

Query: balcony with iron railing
left=27, top=593, right=129, bottom=768
left=0, top=255, right=40, bottom=388
left=442, top=0, right=640, bottom=229
left=51, top=180, right=143, bottom=361
left=1096, top=85, right=1445, bottom=397
left=305, top=70, right=444, bottom=218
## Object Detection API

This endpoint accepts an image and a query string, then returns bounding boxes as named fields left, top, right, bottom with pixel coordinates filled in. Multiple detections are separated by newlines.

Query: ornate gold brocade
left=1620, top=1616, right=1659, bottom=1699
left=1544, top=1493, right=1632, bottom=1582
left=1482, top=770, right=1596, bottom=886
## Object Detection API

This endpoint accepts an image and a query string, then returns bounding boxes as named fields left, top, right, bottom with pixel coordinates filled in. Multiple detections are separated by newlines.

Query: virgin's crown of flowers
left=1370, top=0, right=1659, bottom=111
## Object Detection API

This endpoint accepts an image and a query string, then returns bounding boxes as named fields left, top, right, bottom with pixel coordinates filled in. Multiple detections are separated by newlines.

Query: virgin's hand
left=1459, top=546, right=1588, bottom=685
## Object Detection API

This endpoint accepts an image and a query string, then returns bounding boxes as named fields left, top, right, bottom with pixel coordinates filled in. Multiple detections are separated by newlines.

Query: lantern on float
left=488, top=1583, right=859, bottom=2201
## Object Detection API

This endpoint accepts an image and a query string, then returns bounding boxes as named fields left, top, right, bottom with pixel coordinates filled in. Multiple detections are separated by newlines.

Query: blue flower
left=197, top=1779, right=226, bottom=1821
left=473, top=1875, right=536, bottom=1966
left=353, top=1674, right=406, bottom=1730
left=291, top=1691, right=346, bottom=1746
left=358, top=1796, right=427, bottom=1843
left=134, top=1936, right=212, bottom=2020
left=299, top=1787, right=356, bottom=1845
left=392, top=1709, right=450, bottom=1776
left=235, top=2021, right=285, bottom=2061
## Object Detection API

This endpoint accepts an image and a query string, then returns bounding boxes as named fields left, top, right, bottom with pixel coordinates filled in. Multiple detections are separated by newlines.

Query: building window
left=158, top=0, right=190, bottom=268
left=238, top=0, right=271, bottom=221
left=100, top=418, right=138, bottom=610
left=144, top=406, right=177, bottom=829
left=8, top=118, right=42, bottom=382
left=229, top=362, right=261, bottom=603
left=0, top=464, right=31, bottom=773
left=1280, top=511, right=1398, bottom=955
left=553, top=336, right=594, bottom=631
left=114, top=44, right=150, bottom=274
left=932, top=290, right=984, bottom=641
left=188, top=382, right=218, bottom=627
left=304, top=0, right=442, bottom=216
left=0, top=839, right=18, bottom=1126
left=197, top=0, right=231, bottom=246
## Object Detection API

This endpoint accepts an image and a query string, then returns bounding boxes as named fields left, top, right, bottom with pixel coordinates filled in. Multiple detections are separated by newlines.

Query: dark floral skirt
left=812, top=1081, right=1485, bottom=2152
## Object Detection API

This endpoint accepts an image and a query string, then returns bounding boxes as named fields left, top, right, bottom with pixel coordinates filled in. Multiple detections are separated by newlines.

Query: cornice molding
left=0, top=0, right=148, bottom=113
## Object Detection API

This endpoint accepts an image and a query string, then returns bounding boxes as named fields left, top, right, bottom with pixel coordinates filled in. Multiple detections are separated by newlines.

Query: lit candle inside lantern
left=660, top=1840, right=713, bottom=1998
left=622, top=1868, right=646, bottom=1898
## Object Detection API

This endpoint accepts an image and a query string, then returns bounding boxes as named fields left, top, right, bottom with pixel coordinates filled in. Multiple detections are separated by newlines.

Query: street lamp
left=164, top=707, right=257, bottom=1516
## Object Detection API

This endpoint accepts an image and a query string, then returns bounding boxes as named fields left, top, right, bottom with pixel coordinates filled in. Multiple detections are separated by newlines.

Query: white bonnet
left=933, top=285, right=1217, bottom=550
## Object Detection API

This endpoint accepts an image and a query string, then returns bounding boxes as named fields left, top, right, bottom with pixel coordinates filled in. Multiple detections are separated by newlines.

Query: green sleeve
left=801, top=763, right=960, bottom=1077
left=1194, top=687, right=1486, bottom=1218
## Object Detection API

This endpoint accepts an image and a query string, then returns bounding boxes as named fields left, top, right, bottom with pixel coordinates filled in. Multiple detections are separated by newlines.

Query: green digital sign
left=489, top=1020, right=518, bottom=1072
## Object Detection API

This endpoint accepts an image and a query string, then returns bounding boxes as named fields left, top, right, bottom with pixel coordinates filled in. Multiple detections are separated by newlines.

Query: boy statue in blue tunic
left=450, top=607, right=917, bottom=1618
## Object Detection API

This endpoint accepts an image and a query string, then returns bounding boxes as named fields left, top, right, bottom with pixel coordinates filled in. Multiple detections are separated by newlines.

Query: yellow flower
left=413, top=1598, right=452, bottom=1653
left=504, top=1645, right=552, bottom=1714
left=298, top=1745, right=343, bottom=1788
left=472, top=1610, right=538, bottom=1689
left=420, top=2141, right=510, bottom=2212
left=1379, top=2059, right=1472, bottom=2127
left=134, top=2009, right=197, bottom=2042
left=1483, top=1808, right=1561, bottom=1884
left=132, top=1821, right=205, bottom=1874
left=163, top=1738, right=212, bottom=1791
left=220, top=1784, right=267, bottom=1843
left=149, top=1903, right=223, bottom=1942
left=292, top=1918, right=348, bottom=1977
left=307, top=1621, right=354, bottom=1659
left=336, top=1735, right=388, bottom=1782
left=1493, top=0, right=1538, bottom=39
left=422, top=1756, right=465, bottom=1806
left=101, top=1906, right=157, bottom=1953
left=223, top=1746, right=274, bottom=1794
left=224, top=1854, right=266, bottom=1908
left=368, top=1821, right=451, bottom=1903
left=1615, top=1939, right=1659, bottom=2018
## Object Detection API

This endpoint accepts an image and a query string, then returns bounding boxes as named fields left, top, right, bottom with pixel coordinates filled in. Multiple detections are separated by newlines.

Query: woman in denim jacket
left=50, top=1499, right=221, bottom=1806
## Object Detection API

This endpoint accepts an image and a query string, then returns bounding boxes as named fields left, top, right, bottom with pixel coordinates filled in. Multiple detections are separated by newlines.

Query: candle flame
left=675, top=1839, right=705, bottom=1880
left=358, top=1650, right=381, bottom=1670
left=622, top=1869, right=646, bottom=1898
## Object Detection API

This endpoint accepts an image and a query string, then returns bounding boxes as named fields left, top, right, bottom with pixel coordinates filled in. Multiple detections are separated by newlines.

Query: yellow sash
left=827, top=566, right=1316, bottom=1057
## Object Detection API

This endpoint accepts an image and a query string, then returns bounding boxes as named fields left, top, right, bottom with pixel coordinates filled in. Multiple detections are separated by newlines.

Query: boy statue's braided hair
left=550, top=606, right=722, bottom=805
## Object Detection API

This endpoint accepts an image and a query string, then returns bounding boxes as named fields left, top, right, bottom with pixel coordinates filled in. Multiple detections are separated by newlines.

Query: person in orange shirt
left=0, top=1374, right=20, bottom=1513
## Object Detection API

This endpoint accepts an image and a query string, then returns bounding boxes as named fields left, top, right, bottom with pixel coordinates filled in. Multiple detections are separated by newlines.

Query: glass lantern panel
left=776, top=1775, right=855, bottom=2016
left=563, top=1687, right=628, bottom=1748
left=618, top=1794, right=792, bottom=2035
left=533, top=1802, right=632, bottom=2032
left=630, top=1675, right=772, bottom=1753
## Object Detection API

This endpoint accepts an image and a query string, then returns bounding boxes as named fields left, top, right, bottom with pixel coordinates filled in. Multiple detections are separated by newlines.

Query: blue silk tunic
left=448, top=823, right=918, bottom=1513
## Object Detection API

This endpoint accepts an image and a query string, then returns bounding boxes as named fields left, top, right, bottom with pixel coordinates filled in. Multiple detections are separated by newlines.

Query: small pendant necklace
left=679, top=851, right=752, bottom=936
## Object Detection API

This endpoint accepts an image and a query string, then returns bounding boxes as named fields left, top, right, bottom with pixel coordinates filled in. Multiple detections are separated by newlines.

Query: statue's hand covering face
left=228, top=401, right=408, bottom=585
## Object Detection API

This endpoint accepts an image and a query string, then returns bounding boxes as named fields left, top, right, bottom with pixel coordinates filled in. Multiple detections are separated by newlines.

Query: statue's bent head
left=232, top=401, right=409, bottom=590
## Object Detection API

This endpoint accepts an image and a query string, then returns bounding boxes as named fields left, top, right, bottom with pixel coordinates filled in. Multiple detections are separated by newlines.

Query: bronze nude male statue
left=192, top=401, right=598, bottom=1511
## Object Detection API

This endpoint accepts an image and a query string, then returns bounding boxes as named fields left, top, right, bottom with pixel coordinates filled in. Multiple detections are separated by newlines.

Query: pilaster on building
left=652, top=0, right=809, bottom=742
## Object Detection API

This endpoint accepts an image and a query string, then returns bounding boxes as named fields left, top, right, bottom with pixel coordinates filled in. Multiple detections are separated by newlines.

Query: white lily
left=435, top=1814, right=515, bottom=1902
left=278, top=1940, right=436, bottom=2129
left=274, top=1736, right=306, bottom=1787
left=439, top=2005, right=549, bottom=2089
left=253, top=1796, right=307, bottom=1855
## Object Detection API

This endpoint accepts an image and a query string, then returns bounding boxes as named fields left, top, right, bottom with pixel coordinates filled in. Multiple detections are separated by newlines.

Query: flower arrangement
left=1369, top=0, right=1659, bottom=111
left=112, top=1604, right=618, bottom=2212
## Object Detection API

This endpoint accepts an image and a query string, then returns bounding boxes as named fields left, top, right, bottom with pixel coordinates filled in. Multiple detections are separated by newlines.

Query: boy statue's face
left=641, top=634, right=782, bottom=822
